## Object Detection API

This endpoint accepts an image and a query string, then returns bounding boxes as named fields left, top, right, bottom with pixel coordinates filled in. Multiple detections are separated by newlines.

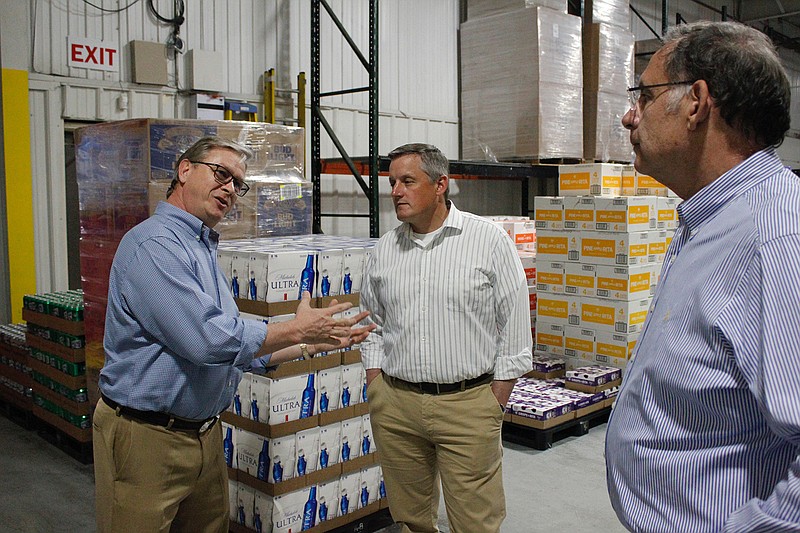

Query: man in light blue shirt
left=606, top=21, right=800, bottom=532
left=93, top=136, right=374, bottom=533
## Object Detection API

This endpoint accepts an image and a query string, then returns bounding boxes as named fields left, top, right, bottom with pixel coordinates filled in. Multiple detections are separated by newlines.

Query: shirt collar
left=400, top=200, right=463, bottom=241
left=676, top=148, right=785, bottom=231
left=155, top=201, right=220, bottom=244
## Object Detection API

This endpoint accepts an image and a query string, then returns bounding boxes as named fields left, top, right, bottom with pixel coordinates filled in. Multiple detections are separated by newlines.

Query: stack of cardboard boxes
left=533, top=163, right=679, bottom=370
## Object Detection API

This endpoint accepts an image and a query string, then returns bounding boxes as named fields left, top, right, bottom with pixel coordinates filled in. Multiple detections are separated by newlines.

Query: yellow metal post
left=2, top=69, right=36, bottom=323
left=264, top=68, right=277, bottom=124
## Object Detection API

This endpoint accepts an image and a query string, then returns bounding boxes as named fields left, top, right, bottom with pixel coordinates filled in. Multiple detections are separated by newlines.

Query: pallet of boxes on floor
left=217, top=234, right=391, bottom=533
left=502, top=162, right=680, bottom=449
left=21, top=290, right=92, bottom=462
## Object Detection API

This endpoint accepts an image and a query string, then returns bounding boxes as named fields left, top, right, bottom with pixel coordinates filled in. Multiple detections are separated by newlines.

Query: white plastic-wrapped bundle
left=461, top=7, right=584, bottom=160
left=583, top=90, right=632, bottom=162
left=584, top=0, right=630, bottom=30
left=582, top=23, right=635, bottom=161
left=465, top=0, right=567, bottom=20
left=583, top=23, right=634, bottom=92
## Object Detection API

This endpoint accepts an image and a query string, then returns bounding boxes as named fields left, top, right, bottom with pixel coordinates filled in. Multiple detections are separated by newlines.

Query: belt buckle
left=199, top=416, right=219, bottom=433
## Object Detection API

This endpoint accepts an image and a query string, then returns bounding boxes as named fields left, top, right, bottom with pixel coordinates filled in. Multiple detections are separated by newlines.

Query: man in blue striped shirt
left=93, top=136, right=374, bottom=533
left=605, top=21, right=800, bottom=532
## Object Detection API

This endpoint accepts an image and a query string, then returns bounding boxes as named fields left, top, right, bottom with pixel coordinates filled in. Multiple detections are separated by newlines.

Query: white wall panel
left=29, top=80, right=69, bottom=293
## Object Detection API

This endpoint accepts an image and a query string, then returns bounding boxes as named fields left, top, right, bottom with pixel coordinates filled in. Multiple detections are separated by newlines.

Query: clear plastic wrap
left=584, top=0, right=630, bottom=30
left=583, top=23, right=635, bottom=92
left=74, top=119, right=307, bottom=388
left=584, top=90, right=634, bottom=163
left=461, top=7, right=584, bottom=160
left=466, top=0, right=567, bottom=20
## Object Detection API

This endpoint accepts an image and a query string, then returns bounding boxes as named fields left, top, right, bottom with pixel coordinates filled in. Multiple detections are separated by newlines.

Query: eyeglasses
left=627, top=80, right=695, bottom=116
left=190, top=161, right=249, bottom=197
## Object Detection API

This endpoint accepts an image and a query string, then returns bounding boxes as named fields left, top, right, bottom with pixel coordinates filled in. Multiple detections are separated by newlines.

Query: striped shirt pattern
left=360, top=203, right=532, bottom=383
left=101, top=202, right=266, bottom=420
left=605, top=148, right=800, bottom=533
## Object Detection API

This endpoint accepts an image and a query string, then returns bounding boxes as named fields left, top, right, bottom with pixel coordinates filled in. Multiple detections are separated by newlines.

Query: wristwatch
left=299, top=343, right=312, bottom=360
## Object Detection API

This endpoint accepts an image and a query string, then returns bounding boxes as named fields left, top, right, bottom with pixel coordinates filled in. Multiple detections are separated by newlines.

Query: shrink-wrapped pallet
left=461, top=7, right=583, bottom=160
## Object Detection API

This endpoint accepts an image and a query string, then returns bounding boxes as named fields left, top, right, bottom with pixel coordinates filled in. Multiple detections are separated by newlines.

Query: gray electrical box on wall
left=130, top=40, right=169, bottom=85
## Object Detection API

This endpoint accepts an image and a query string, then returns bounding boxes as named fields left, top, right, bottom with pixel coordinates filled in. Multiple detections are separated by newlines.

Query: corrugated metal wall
left=16, top=0, right=800, bottom=291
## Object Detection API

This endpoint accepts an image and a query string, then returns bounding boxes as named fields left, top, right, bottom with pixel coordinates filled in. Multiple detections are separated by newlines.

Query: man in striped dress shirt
left=361, top=143, right=533, bottom=533
left=606, top=21, right=800, bottom=532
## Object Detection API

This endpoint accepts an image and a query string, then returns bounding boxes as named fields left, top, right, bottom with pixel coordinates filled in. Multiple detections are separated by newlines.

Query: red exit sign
left=67, top=37, right=119, bottom=72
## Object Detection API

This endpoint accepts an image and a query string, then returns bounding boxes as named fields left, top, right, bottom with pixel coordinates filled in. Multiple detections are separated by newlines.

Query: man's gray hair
left=661, top=21, right=790, bottom=148
left=166, top=136, right=254, bottom=198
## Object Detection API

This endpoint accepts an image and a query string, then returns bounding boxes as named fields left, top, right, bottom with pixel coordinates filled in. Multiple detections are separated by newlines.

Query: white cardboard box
left=534, top=196, right=565, bottom=230
left=559, top=163, right=623, bottom=197
left=595, top=264, right=655, bottom=300
left=594, top=196, right=656, bottom=232
left=564, top=262, right=596, bottom=297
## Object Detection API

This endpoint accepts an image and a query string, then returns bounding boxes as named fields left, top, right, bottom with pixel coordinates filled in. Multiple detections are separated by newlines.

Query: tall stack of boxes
left=21, top=291, right=91, bottom=444
left=217, top=235, right=388, bottom=532
left=533, top=164, right=679, bottom=371
left=74, top=119, right=308, bottom=407
left=460, top=3, right=584, bottom=160
left=582, top=21, right=635, bottom=162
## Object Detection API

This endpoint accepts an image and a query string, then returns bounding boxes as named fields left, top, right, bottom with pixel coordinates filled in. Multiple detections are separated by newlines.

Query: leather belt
left=387, top=372, right=493, bottom=395
left=102, top=394, right=219, bottom=433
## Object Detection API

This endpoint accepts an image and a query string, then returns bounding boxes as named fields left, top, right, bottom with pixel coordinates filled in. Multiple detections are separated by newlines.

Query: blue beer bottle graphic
left=318, top=496, right=328, bottom=521
left=360, top=482, right=369, bottom=507
left=237, top=499, right=245, bottom=525
left=319, top=386, right=329, bottom=413
left=343, top=268, right=352, bottom=294
left=297, top=449, right=307, bottom=476
left=341, top=436, right=350, bottom=462
left=250, top=394, right=259, bottom=422
left=231, top=269, right=240, bottom=298
left=233, top=392, right=242, bottom=416
left=248, top=270, right=257, bottom=300
left=341, top=381, right=351, bottom=407
left=340, top=489, right=349, bottom=515
left=379, top=477, right=386, bottom=498
left=319, top=443, right=329, bottom=469
left=223, top=426, right=234, bottom=468
left=302, top=486, right=317, bottom=530
left=361, top=430, right=371, bottom=455
left=298, top=254, right=315, bottom=300
left=300, top=374, right=316, bottom=418
left=272, top=455, right=283, bottom=483
left=321, top=269, right=330, bottom=297
left=256, top=439, right=269, bottom=481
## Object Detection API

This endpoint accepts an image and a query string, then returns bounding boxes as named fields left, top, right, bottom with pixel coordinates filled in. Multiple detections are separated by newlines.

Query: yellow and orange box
left=559, top=163, right=623, bottom=197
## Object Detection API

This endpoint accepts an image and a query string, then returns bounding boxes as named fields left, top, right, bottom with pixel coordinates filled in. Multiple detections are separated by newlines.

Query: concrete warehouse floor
left=0, top=412, right=625, bottom=533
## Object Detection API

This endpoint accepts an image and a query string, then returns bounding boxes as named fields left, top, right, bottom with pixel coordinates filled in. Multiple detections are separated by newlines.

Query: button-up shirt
left=361, top=202, right=532, bottom=383
left=606, top=148, right=800, bottom=532
left=101, top=202, right=266, bottom=420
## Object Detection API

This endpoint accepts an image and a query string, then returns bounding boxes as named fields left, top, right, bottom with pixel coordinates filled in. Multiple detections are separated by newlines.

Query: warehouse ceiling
left=737, top=0, right=800, bottom=52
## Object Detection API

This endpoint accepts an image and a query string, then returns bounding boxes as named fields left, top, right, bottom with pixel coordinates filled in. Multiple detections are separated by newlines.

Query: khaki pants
left=367, top=373, right=506, bottom=533
left=93, top=399, right=229, bottom=533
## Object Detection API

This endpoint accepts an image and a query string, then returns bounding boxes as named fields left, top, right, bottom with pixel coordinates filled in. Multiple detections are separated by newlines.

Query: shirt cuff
left=494, top=349, right=533, bottom=380
left=234, top=319, right=268, bottom=370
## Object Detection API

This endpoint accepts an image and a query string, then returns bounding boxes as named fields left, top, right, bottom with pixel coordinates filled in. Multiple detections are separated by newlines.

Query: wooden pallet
left=0, top=393, right=35, bottom=429
left=32, top=405, right=93, bottom=464
left=502, top=406, right=611, bottom=451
